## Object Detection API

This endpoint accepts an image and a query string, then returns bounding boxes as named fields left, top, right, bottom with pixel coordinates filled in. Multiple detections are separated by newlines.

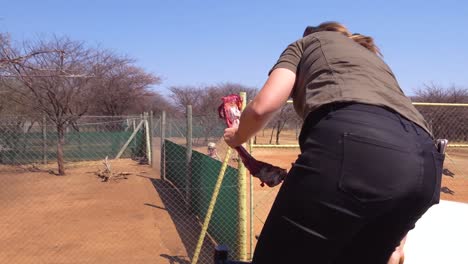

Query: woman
left=224, top=22, right=444, bottom=264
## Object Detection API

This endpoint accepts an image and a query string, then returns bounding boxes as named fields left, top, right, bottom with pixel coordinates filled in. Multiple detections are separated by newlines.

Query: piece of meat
left=218, top=94, right=287, bottom=187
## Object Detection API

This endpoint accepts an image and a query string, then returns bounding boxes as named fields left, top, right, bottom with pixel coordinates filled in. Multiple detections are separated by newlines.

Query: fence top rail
left=251, top=143, right=467, bottom=148
left=0, top=115, right=142, bottom=118
left=0, top=119, right=142, bottom=127
left=412, top=102, right=468, bottom=107
left=79, top=115, right=143, bottom=118
left=251, top=144, right=300, bottom=148
left=285, top=99, right=468, bottom=107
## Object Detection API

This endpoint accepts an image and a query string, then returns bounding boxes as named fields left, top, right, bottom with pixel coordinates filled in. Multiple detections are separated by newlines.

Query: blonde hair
left=303, top=21, right=382, bottom=56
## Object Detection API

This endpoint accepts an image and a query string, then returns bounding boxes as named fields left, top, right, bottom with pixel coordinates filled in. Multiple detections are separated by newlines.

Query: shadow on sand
left=149, top=178, right=215, bottom=264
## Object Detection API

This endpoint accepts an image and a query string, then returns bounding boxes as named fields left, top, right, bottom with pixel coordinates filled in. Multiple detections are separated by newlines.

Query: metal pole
left=42, top=115, right=47, bottom=164
left=237, top=91, right=247, bottom=261
left=247, top=99, right=254, bottom=260
left=185, top=105, right=193, bottom=211
left=144, top=112, right=152, bottom=166
left=132, top=118, right=136, bottom=151
left=249, top=149, right=254, bottom=260
left=161, top=111, right=166, bottom=181
left=248, top=100, right=254, bottom=154
left=115, top=120, right=145, bottom=159
left=248, top=125, right=254, bottom=258
left=149, top=111, right=154, bottom=168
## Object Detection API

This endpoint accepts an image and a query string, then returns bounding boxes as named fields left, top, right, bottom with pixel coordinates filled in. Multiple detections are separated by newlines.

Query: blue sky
left=1, top=0, right=467, bottom=96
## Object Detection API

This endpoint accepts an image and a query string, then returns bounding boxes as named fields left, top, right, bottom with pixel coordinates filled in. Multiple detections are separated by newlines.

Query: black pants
left=252, top=103, right=444, bottom=264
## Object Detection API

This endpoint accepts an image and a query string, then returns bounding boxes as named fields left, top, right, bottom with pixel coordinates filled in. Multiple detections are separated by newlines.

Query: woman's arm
left=224, top=68, right=296, bottom=148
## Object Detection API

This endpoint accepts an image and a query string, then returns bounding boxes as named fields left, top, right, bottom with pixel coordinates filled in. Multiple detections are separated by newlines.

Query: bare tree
left=413, top=83, right=468, bottom=141
left=0, top=81, right=14, bottom=115
left=169, top=85, right=204, bottom=114
left=268, top=103, right=295, bottom=145
left=1, top=34, right=45, bottom=117
left=134, top=91, right=175, bottom=115
left=89, top=52, right=161, bottom=116
left=414, top=83, right=468, bottom=103
left=1, top=36, right=96, bottom=175
left=169, top=83, right=258, bottom=144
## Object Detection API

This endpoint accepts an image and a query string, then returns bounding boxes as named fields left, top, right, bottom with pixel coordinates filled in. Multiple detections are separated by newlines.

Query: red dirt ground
left=0, top=132, right=466, bottom=263
left=249, top=146, right=468, bottom=255
left=252, top=147, right=468, bottom=203
left=0, top=159, right=190, bottom=264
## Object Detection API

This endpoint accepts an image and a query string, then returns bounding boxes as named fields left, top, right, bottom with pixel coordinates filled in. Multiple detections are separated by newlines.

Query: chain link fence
left=0, top=109, right=249, bottom=263
left=0, top=115, right=147, bottom=166
left=0, top=114, right=155, bottom=264
left=249, top=103, right=468, bottom=256
left=155, top=110, right=251, bottom=264
left=1, top=102, right=466, bottom=264
left=153, top=102, right=468, bottom=264
left=414, top=103, right=468, bottom=145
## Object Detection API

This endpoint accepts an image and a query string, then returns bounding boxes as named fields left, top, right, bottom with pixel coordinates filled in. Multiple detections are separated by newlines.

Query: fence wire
left=415, top=104, right=468, bottom=144
left=0, top=102, right=466, bottom=264
left=157, top=113, right=248, bottom=264
left=0, top=115, right=147, bottom=166
left=0, top=115, right=153, bottom=264
left=158, top=105, right=468, bottom=263
left=249, top=103, right=468, bottom=258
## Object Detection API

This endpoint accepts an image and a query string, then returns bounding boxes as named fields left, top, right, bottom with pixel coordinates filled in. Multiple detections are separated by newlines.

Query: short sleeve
left=268, top=39, right=304, bottom=76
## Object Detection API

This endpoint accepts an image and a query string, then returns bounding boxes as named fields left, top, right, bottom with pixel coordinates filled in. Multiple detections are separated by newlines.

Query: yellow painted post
left=248, top=99, right=254, bottom=155
left=237, top=91, right=248, bottom=261
left=247, top=99, right=254, bottom=260
left=412, top=102, right=468, bottom=106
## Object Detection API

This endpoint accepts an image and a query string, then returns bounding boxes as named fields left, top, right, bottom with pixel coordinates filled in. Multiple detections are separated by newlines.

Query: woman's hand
left=223, top=68, right=296, bottom=149
left=223, top=127, right=243, bottom=148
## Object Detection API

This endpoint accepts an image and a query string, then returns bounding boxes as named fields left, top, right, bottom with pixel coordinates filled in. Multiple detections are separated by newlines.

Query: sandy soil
left=0, top=159, right=190, bottom=264
left=0, top=131, right=466, bottom=264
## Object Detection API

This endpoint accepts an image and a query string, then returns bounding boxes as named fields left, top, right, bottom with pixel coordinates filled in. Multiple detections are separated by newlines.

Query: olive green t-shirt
left=270, top=31, right=431, bottom=136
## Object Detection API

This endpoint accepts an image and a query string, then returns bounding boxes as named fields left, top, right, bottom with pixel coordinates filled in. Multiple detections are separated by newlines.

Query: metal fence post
left=42, top=115, right=47, bottom=164
left=237, top=92, right=247, bottom=261
left=247, top=101, right=254, bottom=260
left=161, top=111, right=166, bottom=181
left=149, top=111, right=154, bottom=168
left=132, top=118, right=137, bottom=150
left=186, top=105, right=192, bottom=211
left=248, top=94, right=255, bottom=259
left=144, top=112, right=152, bottom=166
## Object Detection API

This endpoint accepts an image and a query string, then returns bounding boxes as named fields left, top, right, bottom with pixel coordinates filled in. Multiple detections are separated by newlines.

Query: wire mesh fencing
left=0, top=114, right=160, bottom=264
left=249, top=103, right=468, bottom=248
left=0, top=115, right=148, bottom=168
left=154, top=102, right=468, bottom=263
left=154, top=111, right=252, bottom=264
left=414, top=103, right=468, bottom=200
left=1, top=101, right=465, bottom=264
left=414, top=103, right=468, bottom=145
